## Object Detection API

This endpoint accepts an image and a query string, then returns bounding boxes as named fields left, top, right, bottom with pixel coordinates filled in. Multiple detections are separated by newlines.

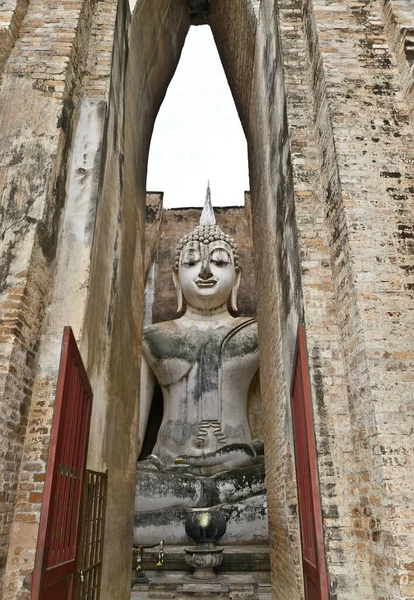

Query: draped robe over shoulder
left=142, top=317, right=259, bottom=466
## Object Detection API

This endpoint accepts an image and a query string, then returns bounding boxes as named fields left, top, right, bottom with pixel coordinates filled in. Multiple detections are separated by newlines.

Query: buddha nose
left=198, top=260, right=213, bottom=280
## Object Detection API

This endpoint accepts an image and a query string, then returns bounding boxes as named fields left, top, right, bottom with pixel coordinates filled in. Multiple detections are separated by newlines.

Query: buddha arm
left=137, top=356, right=156, bottom=458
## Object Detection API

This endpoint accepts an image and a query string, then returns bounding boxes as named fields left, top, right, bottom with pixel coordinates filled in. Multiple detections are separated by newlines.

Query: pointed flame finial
left=199, top=180, right=216, bottom=225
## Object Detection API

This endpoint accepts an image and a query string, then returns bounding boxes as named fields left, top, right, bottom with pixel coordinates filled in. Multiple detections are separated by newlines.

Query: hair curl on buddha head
left=173, top=182, right=239, bottom=271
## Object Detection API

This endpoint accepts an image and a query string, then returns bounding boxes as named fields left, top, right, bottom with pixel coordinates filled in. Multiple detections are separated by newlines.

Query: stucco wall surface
left=247, top=4, right=304, bottom=597
left=86, top=2, right=190, bottom=598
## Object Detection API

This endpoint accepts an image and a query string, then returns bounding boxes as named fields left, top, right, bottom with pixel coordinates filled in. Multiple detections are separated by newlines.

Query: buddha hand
left=174, top=440, right=264, bottom=476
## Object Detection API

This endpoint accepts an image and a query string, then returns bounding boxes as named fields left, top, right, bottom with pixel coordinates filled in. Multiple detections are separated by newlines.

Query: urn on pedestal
left=184, top=508, right=227, bottom=580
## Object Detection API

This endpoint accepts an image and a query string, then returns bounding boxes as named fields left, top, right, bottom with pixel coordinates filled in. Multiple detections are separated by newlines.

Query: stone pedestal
left=148, top=573, right=259, bottom=600
left=131, top=544, right=271, bottom=574
left=184, top=547, right=224, bottom=579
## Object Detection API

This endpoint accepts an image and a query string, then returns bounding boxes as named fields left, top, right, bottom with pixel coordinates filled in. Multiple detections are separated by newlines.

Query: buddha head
left=172, top=184, right=241, bottom=313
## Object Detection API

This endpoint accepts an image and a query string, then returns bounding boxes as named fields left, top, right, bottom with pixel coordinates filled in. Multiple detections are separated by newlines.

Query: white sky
left=146, top=26, right=249, bottom=208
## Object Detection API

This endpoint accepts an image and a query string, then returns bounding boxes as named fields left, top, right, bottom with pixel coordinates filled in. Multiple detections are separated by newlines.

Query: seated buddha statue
left=134, top=189, right=268, bottom=546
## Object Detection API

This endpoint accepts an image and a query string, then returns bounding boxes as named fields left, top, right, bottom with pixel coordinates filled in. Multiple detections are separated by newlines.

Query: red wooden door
left=292, top=325, right=329, bottom=600
left=32, top=327, right=93, bottom=600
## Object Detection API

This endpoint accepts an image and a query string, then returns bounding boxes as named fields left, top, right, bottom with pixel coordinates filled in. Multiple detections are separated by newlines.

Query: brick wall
left=286, top=0, right=414, bottom=594
left=85, top=0, right=119, bottom=97
left=0, top=0, right=29, bottom=74
left=381, top=0, right=414, bottom=124
left=277, top=0, right=367, bottom=594
left=0, top=240, right=50, bottom=595
left=5, top=0, right=98, bottom=100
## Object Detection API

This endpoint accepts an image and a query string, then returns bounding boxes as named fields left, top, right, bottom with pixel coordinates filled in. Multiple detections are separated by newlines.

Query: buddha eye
left=210, top=249, right=231, bottom=266
left=211, top=258, right=228, bottom=267
left=181, top=251, right=200, bottom=266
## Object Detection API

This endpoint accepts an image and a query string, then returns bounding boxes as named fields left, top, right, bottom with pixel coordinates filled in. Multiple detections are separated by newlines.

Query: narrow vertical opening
left=134, top=20, right=270, bottom=591
left=147, top=26, right=249, bottom=207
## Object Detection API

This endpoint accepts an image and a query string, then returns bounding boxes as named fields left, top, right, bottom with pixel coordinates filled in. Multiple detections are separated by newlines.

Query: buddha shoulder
left=222, top=317, right=258, bottom=358
left=142, top=320, right=206, bottom=364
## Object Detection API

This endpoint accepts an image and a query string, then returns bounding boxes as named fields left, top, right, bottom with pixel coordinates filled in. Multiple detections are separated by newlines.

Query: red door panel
left=42, top=577, right=72, bottom=600
left=292, top=325, right=329, bottom=600
left=32, top=327, right=93, bottom=600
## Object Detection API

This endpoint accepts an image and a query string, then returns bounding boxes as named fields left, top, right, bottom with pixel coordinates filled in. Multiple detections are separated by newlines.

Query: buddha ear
left=230, top=267, right=242, bottom=313
left=172, top=269, right=183, bottom=313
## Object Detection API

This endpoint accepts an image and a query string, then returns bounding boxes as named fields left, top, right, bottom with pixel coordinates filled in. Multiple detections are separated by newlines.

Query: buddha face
left=175, top=240, right=240, bottom=312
